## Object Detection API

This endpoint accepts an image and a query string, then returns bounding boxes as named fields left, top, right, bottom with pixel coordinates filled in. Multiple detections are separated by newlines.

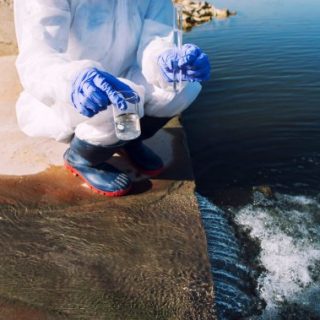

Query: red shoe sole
left=118, top=150, right=164, bottom=177
left=137, top=167, right=164, bottom=177
left=64, top=162, right=131, bottom=197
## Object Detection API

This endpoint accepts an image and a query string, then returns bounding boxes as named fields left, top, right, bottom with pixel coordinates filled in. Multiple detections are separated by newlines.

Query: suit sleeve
left=137, top=0, right=175, bottom=90
left=14, top=0, right=103, bottom=106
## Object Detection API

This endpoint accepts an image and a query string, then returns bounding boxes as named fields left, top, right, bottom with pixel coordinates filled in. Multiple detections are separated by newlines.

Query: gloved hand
left=71, top=68, right=140, bottom=117
left=158, top=43, right=211, bottom=83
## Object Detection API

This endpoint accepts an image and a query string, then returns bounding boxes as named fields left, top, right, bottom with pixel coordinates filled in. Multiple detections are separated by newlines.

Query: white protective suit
left=14, top=0, right=201, bottom=145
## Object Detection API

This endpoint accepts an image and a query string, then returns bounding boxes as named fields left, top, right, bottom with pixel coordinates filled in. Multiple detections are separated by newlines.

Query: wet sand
left=0, top=165, right=216, bottom=319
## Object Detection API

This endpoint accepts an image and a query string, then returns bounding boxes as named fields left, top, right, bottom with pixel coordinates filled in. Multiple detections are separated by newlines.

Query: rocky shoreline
left=176, top=0, right=236, bottom=30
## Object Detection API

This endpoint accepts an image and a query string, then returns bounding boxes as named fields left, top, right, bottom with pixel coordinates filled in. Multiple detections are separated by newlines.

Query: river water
left=183, top=0, right=320, bottom=319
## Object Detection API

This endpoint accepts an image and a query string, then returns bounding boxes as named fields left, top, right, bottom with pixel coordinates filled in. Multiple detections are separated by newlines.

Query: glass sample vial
left=113, top=91, right=141, bottom=141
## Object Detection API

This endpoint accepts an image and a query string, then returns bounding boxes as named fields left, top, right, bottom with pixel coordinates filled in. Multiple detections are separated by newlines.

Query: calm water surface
left=184, top=0, right=320, bottom=199
left=183, top=0, right=320, bottom=318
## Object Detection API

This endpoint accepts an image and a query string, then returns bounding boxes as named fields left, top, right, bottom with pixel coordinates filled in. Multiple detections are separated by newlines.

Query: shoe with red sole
left=122, top=141, right=164, bottom=177
left=64, top=137, right=131, bottom=197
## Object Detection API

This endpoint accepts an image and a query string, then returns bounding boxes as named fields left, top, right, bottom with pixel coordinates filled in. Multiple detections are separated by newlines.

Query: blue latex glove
left=71, top=68, right=140, bottom=118
left=158, top=43, right=211, bottom=83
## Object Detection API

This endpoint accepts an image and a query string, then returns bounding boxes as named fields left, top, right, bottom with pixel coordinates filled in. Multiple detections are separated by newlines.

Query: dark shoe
left=64, top=137, right=131, bottom=197
left=123, top=141, right=164, bottom=177
left=119, top=116, right=172, bottom=177
left=139, top=116, right=172, bottom=140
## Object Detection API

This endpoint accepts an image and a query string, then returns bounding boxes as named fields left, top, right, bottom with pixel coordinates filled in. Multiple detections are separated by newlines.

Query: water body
left=183, top=0, right=320, bottom=318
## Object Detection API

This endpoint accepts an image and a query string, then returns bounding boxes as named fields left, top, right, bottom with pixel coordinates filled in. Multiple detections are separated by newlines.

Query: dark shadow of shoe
left=130, top=179, right=153, bottom=195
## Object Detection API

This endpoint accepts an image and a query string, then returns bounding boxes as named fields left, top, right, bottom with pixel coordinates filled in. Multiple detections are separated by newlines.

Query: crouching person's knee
left=145, top=82, right=202, bottom=118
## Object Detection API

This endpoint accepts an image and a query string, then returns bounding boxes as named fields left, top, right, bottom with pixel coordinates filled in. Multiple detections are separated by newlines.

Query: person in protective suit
left=14, top=0, right=211, bottom=197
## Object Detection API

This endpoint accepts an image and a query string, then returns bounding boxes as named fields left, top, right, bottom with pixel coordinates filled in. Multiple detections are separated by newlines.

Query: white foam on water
left=234, top=193, right=320, bottom=318
left=282, top=194, right=320, bottom=207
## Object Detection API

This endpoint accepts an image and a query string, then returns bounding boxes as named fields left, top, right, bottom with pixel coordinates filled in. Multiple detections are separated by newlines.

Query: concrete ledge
left=0, top=56, right=216, bottom=319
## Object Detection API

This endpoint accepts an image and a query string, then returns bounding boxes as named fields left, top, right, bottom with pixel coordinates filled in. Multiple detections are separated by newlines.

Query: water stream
left=197, top=194, right=263, bottom=319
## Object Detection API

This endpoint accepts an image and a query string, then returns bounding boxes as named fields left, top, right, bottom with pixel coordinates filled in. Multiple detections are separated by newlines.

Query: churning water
left=183, top=0, right=320, bottom=318
left=235, top=192, right=320, bottom=319
left=197, top=192, right=320, bottom=319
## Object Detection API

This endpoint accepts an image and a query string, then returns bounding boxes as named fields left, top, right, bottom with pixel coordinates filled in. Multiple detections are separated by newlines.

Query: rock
left=175, top=0, right=237, bottom=31
left=253, top=185, right=274, bottom=198
left=213, top=8, right=237, bottom=18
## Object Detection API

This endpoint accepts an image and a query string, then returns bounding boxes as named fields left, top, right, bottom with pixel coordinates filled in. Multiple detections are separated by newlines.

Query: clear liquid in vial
left=114, top=113, right=141, bottom=141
